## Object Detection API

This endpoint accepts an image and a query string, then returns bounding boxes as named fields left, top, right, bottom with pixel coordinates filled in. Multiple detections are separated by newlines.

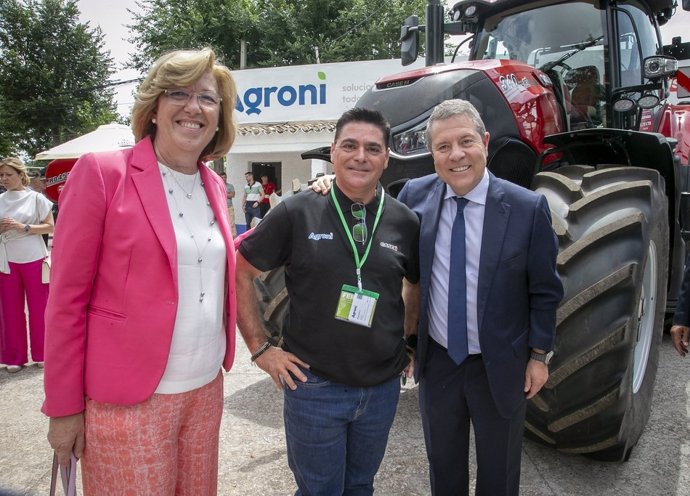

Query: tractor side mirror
left=401, top=15, right=420, bottom=66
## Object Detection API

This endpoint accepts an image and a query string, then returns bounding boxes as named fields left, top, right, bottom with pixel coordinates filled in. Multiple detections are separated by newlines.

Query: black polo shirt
left=239, top=183, right=420, bottom=387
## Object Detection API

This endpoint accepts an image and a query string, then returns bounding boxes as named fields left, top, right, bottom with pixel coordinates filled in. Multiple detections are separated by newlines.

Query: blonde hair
left=0, top=157, right=30, bottom=186
left=131, top=48, right=237, bottom=161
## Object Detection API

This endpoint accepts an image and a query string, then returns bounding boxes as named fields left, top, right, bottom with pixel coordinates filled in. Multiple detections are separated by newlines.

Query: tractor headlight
left=638, top=94, right=660, bottom=109
left=643, top=56, right=677, bottom=80
left=392, top=119, right=429, bottom=157
left=613, top=97, right=636, bottom=113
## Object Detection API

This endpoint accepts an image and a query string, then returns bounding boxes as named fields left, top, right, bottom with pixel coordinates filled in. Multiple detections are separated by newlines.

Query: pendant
left=198, top=257, right=203, bottom=263
left=186, top=193, right=192, bottom=199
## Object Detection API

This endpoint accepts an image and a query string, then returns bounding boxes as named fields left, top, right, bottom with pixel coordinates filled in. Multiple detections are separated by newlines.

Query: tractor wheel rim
left=633, top=241, right=657, bottom=394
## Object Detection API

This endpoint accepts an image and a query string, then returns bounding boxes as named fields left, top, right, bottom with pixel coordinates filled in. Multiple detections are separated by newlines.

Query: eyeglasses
left=163, top=89, right=223, bottom=108
left=351, top=203, right=367, bottom=244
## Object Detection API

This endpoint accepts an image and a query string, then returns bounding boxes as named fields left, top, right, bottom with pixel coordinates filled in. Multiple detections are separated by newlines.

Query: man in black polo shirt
left=236, top=107, right=420, bottom=495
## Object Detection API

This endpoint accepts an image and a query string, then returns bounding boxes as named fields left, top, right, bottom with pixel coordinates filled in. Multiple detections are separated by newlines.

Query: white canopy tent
left=35, top=123, right=135, bottom=160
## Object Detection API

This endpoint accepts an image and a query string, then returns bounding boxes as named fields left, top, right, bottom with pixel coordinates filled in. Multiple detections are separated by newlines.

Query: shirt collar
left=333, top=181, right=383, bottom=213
left=443, top=168, right=489, bottom=206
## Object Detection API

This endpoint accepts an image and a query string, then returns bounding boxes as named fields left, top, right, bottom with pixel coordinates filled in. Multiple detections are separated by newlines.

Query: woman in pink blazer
left=43, top=48, right=238, bottom=495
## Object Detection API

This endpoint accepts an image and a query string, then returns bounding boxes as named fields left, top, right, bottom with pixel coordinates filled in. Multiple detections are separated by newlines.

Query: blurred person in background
left=220, top=172, right=237, bottom=237
left=242, top=171, right=263, bottom=228
left=43, top=48, right=239, bottom=495
left=0, top=157, right=54, bottom=373
left=259, top=173, right=278, bottom=217
left=29, top=172, right=46, bottom=194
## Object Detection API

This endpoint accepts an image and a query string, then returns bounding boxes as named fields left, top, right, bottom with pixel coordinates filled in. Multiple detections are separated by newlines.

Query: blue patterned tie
left=448, top=197, right=469, bottom=365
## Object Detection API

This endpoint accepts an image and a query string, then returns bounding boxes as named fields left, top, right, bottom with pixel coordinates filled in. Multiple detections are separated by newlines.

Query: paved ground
left=1, top=331, right=689, bottom=495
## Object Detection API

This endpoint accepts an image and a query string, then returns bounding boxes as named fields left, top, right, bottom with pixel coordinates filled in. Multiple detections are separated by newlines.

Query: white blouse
left=0, top=189, right=52, bottom=272
left=155, top=165, right=227, bottom=395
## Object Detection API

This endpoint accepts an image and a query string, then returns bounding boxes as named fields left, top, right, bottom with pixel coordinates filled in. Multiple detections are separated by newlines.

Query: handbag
left=42, top=256, right=51, bottom=284
left=49, top=452, right=77, bottom=496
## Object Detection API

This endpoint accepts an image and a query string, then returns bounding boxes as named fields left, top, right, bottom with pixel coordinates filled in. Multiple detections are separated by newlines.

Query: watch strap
left=530, top=350, right=554, bottom=364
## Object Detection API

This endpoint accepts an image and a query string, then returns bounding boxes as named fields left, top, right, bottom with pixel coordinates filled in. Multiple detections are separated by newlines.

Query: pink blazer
left=42, top=137, right=237, bottom=417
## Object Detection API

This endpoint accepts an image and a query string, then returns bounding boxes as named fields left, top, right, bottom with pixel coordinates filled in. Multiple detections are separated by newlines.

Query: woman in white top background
left=0, top=156, right=54, bottom=372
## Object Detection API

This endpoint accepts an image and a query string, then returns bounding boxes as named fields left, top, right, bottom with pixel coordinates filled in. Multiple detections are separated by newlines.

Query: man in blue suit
left=397, top=99, right=563, bottom=495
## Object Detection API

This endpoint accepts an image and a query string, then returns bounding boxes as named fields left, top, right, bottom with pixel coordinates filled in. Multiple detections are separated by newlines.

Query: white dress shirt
left=428, top=169, right=489, bottom=354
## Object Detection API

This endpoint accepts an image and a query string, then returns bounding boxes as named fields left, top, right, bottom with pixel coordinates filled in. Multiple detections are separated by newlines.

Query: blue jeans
left=244, top=201, right=262, bottom=227
left=283, top=368, right=401, bottom=496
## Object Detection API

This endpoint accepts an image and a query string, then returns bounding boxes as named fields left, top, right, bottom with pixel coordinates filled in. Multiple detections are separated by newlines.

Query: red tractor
left=295, top=0, right=690, bottom=461
left=353, top=0, right=690, bottom=461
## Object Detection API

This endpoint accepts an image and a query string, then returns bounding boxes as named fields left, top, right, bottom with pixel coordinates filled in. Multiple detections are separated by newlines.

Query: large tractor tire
left=528, top=165, right=668, bottom=461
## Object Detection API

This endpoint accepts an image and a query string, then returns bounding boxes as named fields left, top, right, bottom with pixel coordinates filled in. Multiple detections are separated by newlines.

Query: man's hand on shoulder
left=310, top=174, right=335, bottom=195
left=254, top=346, right=310, bottom=391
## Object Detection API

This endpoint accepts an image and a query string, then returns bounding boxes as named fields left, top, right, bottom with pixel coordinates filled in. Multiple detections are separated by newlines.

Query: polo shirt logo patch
left=308, top=232, right=334, bottom=241
left=380, top=242, right=399, bottom=252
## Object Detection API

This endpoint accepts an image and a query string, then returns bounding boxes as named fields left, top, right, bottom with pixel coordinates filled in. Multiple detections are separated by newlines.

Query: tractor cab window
left=475, top=1, right=608, bottom=130
left=616, top=2, right=661, bottom=88
left=482, top=37, right=512, bottom=60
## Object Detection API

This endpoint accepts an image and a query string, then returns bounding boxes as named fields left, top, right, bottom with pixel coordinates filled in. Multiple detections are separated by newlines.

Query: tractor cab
left=448, top=0, right=689, bottom=132
left=401, top=0, right=690, bottom=134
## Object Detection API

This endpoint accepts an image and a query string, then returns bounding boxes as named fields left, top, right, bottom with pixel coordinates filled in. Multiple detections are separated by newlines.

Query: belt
left=429, top=337, right=482, bottom=360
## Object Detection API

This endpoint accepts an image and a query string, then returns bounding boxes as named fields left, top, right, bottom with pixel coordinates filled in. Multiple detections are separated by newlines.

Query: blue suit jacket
left=398, top=172, right=563, bottom=418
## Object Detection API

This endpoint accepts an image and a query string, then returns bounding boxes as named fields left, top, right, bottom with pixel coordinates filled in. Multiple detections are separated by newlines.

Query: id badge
left=335, top=284, right=380, bottom=327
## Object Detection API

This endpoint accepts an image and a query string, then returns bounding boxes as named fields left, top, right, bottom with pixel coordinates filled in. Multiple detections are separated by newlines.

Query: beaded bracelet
left=250, top=341, right=272, bottom=363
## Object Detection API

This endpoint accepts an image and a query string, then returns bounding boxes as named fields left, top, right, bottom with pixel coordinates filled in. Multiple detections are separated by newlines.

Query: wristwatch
left=23, top=224, right=30, bottom=233
left=530, top=349, right=554, bottom=365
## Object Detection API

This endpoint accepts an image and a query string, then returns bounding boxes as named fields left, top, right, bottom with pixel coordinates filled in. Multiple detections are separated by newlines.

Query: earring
left=216, top=126, right=220, bottom=132
left=152, top=118, right=157, bottom=124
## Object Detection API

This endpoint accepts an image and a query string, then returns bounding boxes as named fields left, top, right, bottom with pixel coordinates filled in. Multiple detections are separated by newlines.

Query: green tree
left=126, top=0, right=428, bottom=71
left=127, top=0, right=258, bottom=74
left=254, top=0, right=428, bottom=66
left=0, top=0, right=118, bottom=158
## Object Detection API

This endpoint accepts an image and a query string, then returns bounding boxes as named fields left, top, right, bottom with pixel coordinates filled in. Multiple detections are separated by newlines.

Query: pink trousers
left=0, top=259, right=48, bottom=365
left=82, top=371, right=224, bottom=496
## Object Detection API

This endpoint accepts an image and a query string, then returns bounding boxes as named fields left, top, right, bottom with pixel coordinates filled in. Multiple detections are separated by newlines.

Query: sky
left=77, top=0, right=690, bottom=117
left=77, top=0, right=142, bottom=116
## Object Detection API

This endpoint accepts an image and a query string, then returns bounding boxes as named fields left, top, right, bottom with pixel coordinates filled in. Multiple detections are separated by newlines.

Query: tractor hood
left=358, top=59, right=563, bottom=160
